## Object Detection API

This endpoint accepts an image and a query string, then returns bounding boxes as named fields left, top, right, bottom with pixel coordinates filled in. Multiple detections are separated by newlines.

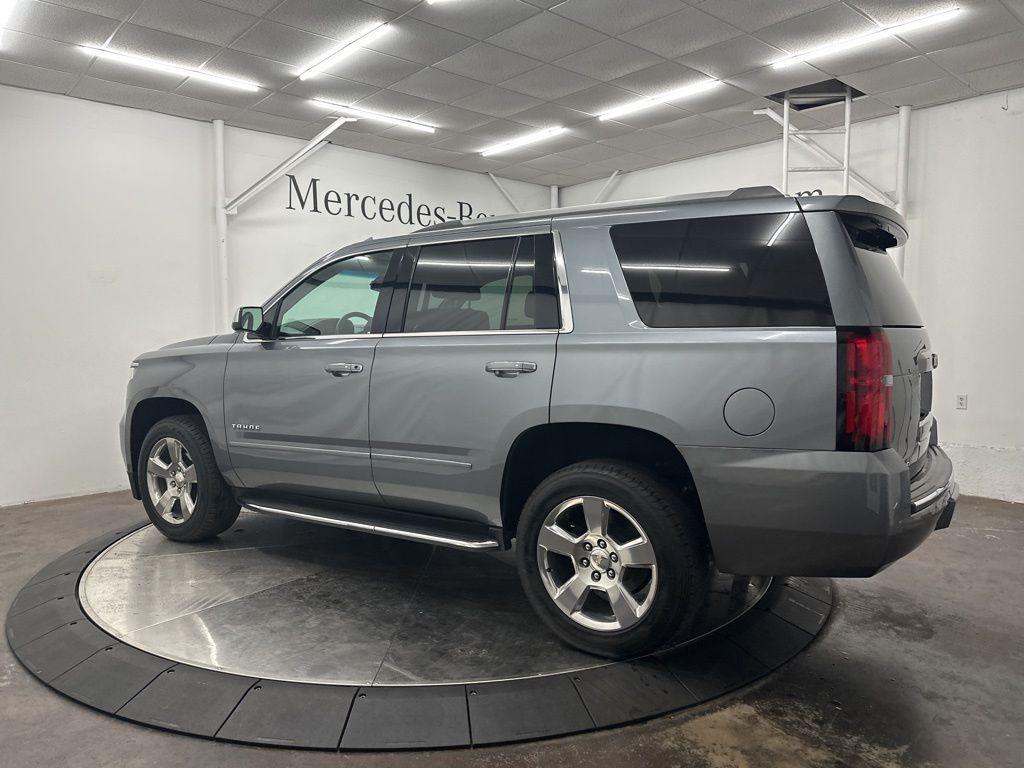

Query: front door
left=369, top=232, right=563, bottom=526
left=224, top=248, right=398, bottom=503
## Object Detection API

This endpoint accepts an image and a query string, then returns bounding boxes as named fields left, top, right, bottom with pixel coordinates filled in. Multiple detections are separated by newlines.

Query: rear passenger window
left=402, top=235, right=560, bottom=333
left=610, top=213, right=833, bottom=328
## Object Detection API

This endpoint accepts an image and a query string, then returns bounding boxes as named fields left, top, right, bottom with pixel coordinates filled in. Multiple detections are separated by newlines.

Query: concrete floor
left=2, top=492, right=1022, bottom=768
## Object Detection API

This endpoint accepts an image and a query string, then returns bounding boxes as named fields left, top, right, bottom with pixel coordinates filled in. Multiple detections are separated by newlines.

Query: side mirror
left=232, top=306, right=265, bottom=335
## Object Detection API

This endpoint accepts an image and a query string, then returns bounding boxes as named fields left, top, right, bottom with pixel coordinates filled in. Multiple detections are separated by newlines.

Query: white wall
left=0, top=84, right=545, bottom=506
left=562, top=88, right=1024, bottom=502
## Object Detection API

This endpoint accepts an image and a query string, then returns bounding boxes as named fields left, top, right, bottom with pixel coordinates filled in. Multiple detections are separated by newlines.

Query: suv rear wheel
left=516, top=460, right=708, bottom=658
left=138, top=415, right=240, bottom=542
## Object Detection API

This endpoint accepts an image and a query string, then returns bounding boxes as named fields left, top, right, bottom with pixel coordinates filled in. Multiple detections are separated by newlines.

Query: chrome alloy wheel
left=145, top=437, right=198, bottom=524
left=536, top=496, right=658, bottom=632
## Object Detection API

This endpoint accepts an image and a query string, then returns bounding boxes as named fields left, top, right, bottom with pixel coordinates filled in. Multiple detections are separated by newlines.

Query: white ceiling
left=2, top=0, right=1023, bottom=185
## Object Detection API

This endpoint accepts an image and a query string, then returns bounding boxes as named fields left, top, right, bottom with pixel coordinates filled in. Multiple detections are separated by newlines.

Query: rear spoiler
left=796, top=195, right=908, bottom=249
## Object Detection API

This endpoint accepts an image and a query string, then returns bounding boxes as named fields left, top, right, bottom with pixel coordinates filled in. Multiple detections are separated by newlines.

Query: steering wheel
left=335, top=311, right=372, bottom=335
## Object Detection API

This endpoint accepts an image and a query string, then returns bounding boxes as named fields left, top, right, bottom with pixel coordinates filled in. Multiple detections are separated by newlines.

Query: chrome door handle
left=485, top=361, right=537, bottom=378
left=325, top=362, right=364, bottom=377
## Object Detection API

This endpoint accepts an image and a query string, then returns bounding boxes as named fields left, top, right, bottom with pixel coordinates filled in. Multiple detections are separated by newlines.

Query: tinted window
left=610, top=213, right=833, bottom=328
left=277, top=251, right=393, bottom=337
left=839, top=213, right=922, bottom=328
left=400, top=235, right=560, bottom=332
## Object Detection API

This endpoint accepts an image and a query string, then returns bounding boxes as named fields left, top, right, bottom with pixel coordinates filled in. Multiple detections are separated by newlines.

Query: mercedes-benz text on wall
left=286, top=173, right=491, bottom=227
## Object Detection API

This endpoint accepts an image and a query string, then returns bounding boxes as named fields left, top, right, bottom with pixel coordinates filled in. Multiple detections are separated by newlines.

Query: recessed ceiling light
left=297, top=22, right=390, bottom=81
left=772, top=7, right=961, bottom=69
left=598, top=79, right=721, bottom=121
left=79, top=46, right=259, bottom=90
left=479, top=126, right=567, bottom=157
left=309, top=98, right=435, bottom=133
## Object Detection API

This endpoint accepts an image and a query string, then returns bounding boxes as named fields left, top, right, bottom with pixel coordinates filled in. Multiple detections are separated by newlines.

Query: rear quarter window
left=610, top=212, right=834, bottom=328
left=839, top=213, right=923, bottom=328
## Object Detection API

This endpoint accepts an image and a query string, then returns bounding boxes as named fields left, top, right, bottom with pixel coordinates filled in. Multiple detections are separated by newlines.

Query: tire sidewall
left=137, top=417, right=225, bottom=540
left=516, top=464, right=697, bottom=657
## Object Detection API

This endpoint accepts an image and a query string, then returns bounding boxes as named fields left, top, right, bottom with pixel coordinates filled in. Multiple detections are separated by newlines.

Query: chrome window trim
left=383, top=329, right=559, bottom=339
left=242, top=332, right=383, bottom=344
left=551, top=229, right=573, bottom=334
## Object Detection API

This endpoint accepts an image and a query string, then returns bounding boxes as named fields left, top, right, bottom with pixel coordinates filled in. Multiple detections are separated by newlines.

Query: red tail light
left=837, top=328, right=893, bottom=451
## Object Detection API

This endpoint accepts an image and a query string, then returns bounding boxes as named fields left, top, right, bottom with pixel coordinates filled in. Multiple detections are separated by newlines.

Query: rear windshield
left=839, top=213, right=923, bottom=328
left=609, top=212, right=833, bottom=328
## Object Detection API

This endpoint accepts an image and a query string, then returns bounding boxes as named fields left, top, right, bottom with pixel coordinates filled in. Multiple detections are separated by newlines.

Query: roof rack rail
left=728, top=186, right=783, bottom=198
left=413, top=219, right=465, bottom=234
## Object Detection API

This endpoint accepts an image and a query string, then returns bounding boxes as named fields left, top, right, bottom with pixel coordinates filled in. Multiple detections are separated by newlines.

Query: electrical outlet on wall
left=956, top=394, right=968, bottom=410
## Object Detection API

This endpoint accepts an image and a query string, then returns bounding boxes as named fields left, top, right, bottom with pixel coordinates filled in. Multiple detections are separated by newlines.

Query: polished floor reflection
left=80, top=511, right=768, bottom=685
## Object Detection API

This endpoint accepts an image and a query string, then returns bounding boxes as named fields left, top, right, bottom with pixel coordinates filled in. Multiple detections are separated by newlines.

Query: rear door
left=224, top=248, right=400, bottom=503
left=368, top=230, right=563, bottom=526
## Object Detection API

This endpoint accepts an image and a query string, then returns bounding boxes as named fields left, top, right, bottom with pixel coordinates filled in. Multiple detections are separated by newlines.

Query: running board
left=242, top=497, right=503, bottom=551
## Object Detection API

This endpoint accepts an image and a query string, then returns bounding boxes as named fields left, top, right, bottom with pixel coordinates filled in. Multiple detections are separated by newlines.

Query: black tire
left=137, top=415, right=240, bottom=542
left=516, top=460, right=709, bottom=658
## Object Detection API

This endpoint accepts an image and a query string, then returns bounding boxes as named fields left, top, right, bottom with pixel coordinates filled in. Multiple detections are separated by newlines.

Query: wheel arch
left=499, top=422, right=708, bottom=544
left=128, top=397, right=210, bottom=498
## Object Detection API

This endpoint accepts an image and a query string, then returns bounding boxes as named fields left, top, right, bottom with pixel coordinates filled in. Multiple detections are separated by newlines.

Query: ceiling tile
left=451, top=85, right=542, bottom=118
left=844, top=56, right=949, bottom=94
left=649, top=113, right=729, bottom=140
left=494, top=165, right=548, bottom=182
left=845, top=0, right=971, bottom=27
left=434, top=43, right=542, bottom=85
left=204, top=49, right=301, bottom=90
left=353, top=87, right=445, bottom=118
left=556, top=142, right=626, bottom=163
left=461, top=118, right=534, bottom=141
left=107, top=24, right=222, bottom=69
left=498, top=64, right=598, bottom=99
left=929, top=30, right=1024, bottom=74
left=608, top=61, right=707, bottom=97
left=591, top=152, right=664, bottom=172
left=602, top=101, right=690, bottom=129
left=281, top=73, right=378, bottom=103
left=362, top=17, right=475, bottom=65
left=0, top=59, right=80, bottom=93
left=206, top=0, right=281, bottom=15
left=268, top=0, right=394, bottom=40
left=6, top=0, right=120, bottom=47
left=755, top=4, right=877, bottom=54
left=801, top=96, right=896, bottom=126
left=85, top=53, right=189, bottom=90
left=554, top=39, right=661, bottom=81
left=675, top=82, right=755, bottom=112
left=508, top=102, right=592, bottom=128
left=558, top=82, right=643, bottom=115
left=620, top=6, right=740, bottom=59
left=683, top=127, right=763, bottom=154
left=253, top=91, right=333, bottom=121
left=726, top=61, right=831, bottom=97
left=226, top=109, right=318, bottom=138
left=417, top=104, right=494, bottom=131
left=487, top=12, right=605, bottom=61
left=430, top=133, right=491, bottom=153
left=523, top=153, right=585, bottom=172
left=531, top=171, right=585, bottom=186
left=638, top=141, right=704, bottom=162
left=389, top=67, right=489, bottom=102
left=598, top=129, right=673, bottom=152
left=175, top=77, right=270, bottom=108
left=808, top=36, right=917, bottom=77
left=130, top=0, right=258, bottom=47
left=345, top=133, right=421, bottom=158
left=410, top=0, right=540, bottom=39
left=441, top=155, right=511, bottom=173
left=230, top=20, right=334, bottom=67
left=70, top=76, right=240, bottom=121
left=961, top=59, right=1024, bottom=93
left=695, top=0, right=838, bottom=33
left=875, top=76, right=975, bottom=108
left=43, top=1, right=138, bottom=19
left=702, top=97, right=776, bottom=126
left=398, top=144, right=465, bottom=166
left=379, top=121, right=456, bottom=144
left=320, top=47, right=421, bottom=87
left=550, top=0, right=686, bottom=36
left=0, top=30, right=93, bottom=75
left=567, top=117, right=634, bottom=141
left=677, top=35, right=785, bottom=79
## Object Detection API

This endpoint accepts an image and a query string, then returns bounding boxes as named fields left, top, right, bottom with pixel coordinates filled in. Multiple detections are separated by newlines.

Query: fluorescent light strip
left=297, top=22, right=390, bottom=81
left=599, top=79, right=720, bottom=122
left=79, top=46, right=259, bottom=90
left=309, top=98, right=435, bottom=133
left=622, top=264, right=732, bottom=273
left=479, top=126, right=566, bottom=157
left=772, top=7, right=961, bottom=68
left=767, top=213, right=796, bottom=247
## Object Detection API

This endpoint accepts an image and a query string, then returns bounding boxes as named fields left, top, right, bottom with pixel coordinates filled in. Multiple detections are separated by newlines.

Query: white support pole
left=894, top=105, right=912, bottom=275
left=225, top=115, right=354, bottom=214
left=755, top=108, right=897, bottom=206
left=213, top=119, right=230, bottom=330
left=592, top=169, right=620, bottom=204
left=549, top=184, right=559, bottom=209
left=781, top=95, right=790, bottom=195
left=486, top=172, right=522, bottom=213
left=842, top=89, right=852, bottom=194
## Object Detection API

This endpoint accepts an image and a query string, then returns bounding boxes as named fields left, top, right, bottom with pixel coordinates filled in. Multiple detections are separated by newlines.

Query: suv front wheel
left=138, top=415, right=240, bottom=542
left=516, top=460, right=709, bottom=658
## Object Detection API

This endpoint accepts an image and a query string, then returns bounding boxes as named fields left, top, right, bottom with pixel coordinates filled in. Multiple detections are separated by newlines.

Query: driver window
left=277, top=251, right=393, bottom=338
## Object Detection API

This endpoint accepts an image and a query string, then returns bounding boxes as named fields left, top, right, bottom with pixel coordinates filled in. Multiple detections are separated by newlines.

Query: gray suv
left=120, top=187, right=957, bottom=657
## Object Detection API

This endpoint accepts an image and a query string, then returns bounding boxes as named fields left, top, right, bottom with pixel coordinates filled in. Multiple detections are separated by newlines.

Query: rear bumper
left=683, top=444, right=956, bottom=577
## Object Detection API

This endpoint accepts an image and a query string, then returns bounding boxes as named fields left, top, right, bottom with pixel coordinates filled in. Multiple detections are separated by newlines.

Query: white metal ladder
left=781, top=87, right=852, bottom=195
